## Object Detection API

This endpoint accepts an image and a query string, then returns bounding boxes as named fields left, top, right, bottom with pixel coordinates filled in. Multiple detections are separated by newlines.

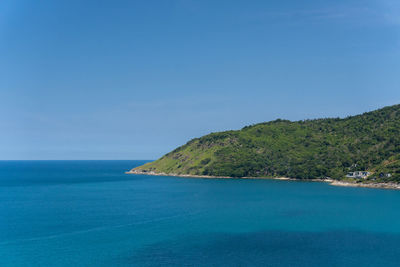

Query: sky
left=0, top=0, right=399, bottom=160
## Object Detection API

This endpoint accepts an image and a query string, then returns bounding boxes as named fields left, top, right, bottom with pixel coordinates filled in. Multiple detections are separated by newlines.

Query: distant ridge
left=131, top=104, right=400, bottom=182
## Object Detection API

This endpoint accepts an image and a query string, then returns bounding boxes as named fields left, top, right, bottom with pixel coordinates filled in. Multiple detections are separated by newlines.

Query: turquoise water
left=1, top=160, right=400, bottom=266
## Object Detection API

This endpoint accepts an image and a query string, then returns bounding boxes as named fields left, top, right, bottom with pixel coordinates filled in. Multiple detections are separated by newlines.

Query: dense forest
left=134, top=104, right=400, bottom=181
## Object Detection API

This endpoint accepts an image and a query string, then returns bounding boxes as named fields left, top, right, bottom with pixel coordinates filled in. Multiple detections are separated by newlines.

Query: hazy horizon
left=1, top=104, right=398, bottom=160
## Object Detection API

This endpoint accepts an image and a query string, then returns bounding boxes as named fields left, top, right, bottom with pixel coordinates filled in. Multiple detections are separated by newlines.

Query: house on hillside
left=346, top=171, right=370, bottom=179
left=379, top=172, right=392, bottom=178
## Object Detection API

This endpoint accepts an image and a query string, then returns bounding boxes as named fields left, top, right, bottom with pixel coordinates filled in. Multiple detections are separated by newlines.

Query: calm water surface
left=1, top=160, right=400, bottom=266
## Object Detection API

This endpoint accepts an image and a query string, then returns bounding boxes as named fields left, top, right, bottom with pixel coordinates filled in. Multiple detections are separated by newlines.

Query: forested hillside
left=133, top=104, right=400, bottom=181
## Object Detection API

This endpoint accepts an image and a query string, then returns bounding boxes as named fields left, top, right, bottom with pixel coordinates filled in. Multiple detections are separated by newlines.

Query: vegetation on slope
left=134, top=104, right=400, bottom=181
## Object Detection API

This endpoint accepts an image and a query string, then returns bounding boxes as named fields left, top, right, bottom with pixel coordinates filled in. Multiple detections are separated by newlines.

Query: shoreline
left=329, top=180, right=400, bottom=190
left=125, top=169, right=400, bottom=190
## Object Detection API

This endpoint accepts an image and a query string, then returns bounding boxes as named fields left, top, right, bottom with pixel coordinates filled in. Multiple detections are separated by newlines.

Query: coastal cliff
left=129, top=104, right=400, bottom=185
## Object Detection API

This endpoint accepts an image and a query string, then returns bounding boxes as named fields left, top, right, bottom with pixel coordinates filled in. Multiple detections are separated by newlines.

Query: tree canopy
left=135, top=104, right=400, bottom=181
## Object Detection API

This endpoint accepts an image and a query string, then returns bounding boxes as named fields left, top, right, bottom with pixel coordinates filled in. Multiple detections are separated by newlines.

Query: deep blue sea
left=1, top=160, right=400, bottom=266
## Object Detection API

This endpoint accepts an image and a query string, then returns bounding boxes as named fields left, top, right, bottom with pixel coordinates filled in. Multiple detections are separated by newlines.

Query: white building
left=346, top=171, right=370, bottom=179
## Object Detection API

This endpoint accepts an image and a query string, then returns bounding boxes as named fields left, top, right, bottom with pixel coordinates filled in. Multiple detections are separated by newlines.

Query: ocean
left=1, top=160, right=400, bottom=266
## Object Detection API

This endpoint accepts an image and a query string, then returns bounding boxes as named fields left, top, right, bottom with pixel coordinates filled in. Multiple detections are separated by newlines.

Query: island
left=128, top=104, right=400, bottom=189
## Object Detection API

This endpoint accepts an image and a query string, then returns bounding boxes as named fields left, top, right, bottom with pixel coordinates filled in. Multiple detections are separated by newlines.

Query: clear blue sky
left=1, top=0, right=399, bottom=160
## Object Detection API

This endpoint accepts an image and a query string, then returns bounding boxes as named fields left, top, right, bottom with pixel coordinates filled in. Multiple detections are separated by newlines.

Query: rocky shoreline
left=330, top=180, right=400, bottom=190
left=125, top=169, right=400, bottom=190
